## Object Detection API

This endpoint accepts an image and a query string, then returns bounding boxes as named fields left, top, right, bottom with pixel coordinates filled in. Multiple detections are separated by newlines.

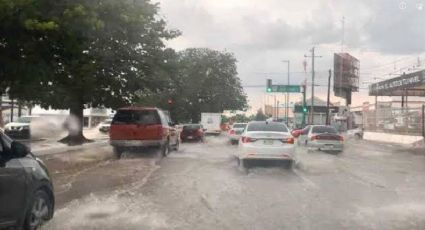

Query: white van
left=201, top=113, right=222, bottom=135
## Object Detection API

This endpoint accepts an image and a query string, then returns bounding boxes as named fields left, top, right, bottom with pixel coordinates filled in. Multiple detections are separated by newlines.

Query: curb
left=31, top=139, right=109, bottom=156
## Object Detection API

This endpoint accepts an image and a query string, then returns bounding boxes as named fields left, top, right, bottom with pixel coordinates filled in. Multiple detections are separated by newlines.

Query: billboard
left=334, top=53, right=360, bottom=104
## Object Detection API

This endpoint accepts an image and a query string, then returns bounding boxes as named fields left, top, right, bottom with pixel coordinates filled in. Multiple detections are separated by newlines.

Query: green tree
left=157, top=48, right=248, bottom=123
left=1, top=0, right=178, bottom=144
left=254, top=108, right=267, bottom=121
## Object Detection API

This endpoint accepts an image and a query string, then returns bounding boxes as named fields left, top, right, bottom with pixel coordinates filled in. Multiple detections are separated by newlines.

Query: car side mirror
left=11, top=141, right=29, bottom=158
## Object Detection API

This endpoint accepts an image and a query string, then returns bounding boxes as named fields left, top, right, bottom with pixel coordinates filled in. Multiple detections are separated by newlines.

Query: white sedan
left=237, top=121, right=295, bottom=168
left=228, top=123, right=247, bottom=145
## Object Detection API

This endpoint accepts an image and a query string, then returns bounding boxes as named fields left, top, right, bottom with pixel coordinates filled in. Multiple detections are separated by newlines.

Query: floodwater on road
left=43, top=135, right=425, bottom=230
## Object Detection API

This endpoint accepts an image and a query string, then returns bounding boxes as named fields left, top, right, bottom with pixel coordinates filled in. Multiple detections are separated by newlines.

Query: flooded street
left=43, top=136, right=425, bottom=230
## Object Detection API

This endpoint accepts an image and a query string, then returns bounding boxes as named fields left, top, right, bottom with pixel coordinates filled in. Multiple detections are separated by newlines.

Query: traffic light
left=167, top=98, right=173, bottom=105
left=302, top=106, right=308, bottom=113
left=266, top=79, right=272, bottom=92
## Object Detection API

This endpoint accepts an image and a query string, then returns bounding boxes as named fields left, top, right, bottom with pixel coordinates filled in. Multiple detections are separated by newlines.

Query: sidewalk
left=24, top=128, right=109, bottom=156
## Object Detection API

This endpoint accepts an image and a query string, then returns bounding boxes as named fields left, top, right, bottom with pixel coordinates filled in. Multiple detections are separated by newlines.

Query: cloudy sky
left=156, top=0, right=425, bottom=113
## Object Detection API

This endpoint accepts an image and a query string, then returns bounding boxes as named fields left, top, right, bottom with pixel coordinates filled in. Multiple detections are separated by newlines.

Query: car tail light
left=241, top=136, right=253, bottom=143
left=339, top=136, right=344, bottom=141
left=197, top=128, right=203, bottom=134
left=229, top=129, right=235, bottom=135
left=281, top=137, right=294, bottom=144
left=311, top=135, right=318, bottom=140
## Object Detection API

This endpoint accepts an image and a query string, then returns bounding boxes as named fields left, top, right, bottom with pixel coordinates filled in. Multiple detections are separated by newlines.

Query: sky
left=156, top=0, right=425, bottom=114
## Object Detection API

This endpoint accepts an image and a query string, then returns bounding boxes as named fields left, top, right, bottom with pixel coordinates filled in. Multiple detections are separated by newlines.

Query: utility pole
left=276, top=100, right=279, bottom=120
left=282, top=60, right=290, bottom=126
left=274, top=95, right=277, bottom=120
left=305, top=47, right=322, bottom=124
left=341, top=16, right=345, bottom=52
left=326, top=69, right=332, bottom=125
left=302, top=83, right=307, bottom=127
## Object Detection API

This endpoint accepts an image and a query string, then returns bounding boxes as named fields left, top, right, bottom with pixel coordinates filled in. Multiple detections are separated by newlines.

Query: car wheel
left=285, top=160, right=294, bottom=169
left=113, top=147, right=123, bottom=159
left=174, top=139, right=180, bottom=151
left=355, top=133, right=362, bottom=140
left=24, top=189, right=53, bottom=230
left=161, top=141, right=170, bottom=157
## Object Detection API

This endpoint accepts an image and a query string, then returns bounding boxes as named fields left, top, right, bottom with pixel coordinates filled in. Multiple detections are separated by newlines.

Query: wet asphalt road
left=43, top=135, right=425, bottom=230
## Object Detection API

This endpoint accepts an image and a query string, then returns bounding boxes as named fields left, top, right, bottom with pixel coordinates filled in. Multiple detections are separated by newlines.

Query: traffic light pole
left=302, top=84, right=307, bottom=127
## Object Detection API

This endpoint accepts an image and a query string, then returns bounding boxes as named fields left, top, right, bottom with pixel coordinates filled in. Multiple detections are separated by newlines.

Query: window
left=247, top=122, right=288, bottom=132
left=312, top=126, right=337, bottom=134
left=16, top=117, right=32, bottom=123
left=183, top=124, right=201, bottom=131
left=233, top=124, right=247, bottom=128
left=112, top=110, right=160, bottom=125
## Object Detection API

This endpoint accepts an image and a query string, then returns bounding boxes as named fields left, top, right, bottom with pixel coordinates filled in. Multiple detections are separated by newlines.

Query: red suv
left=109, top=107, right=180, bottom=158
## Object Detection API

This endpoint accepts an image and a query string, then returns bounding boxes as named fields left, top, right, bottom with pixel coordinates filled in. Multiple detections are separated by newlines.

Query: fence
left=363, top=106, right=425, bottom=137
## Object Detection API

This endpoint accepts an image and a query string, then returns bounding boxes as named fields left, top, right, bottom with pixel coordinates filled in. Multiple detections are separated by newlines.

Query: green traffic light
left=266, top=88, right=272, bottom=92
left=303, top=107, right=308, bottom=113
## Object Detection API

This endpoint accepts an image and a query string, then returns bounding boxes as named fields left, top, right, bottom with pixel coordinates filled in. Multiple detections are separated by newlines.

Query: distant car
left=98, top=119, right=112, bottom=133
left=297, top=125, right=344, bottom=152
left=0, top=130, right=55, bottom=229
left=228, top=123, right=247, bottom=145
left=180, top=124, right=204, bottom=142
left=109, top=107, right=180, bottom=158
left=347, top=128, right=363, bottom=139
left=237, top=121, right=295, bottom=168
left=4, top=116, right=40, bottom=139
left=291, top=129, right=302, bottom=138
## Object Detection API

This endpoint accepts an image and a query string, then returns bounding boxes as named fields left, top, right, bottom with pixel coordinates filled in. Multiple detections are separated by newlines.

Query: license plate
left=188, top=136, right=193, bottom=139
left=324, top=144, right=334, bottom=149
left=263, top=140, right=273, bottom=145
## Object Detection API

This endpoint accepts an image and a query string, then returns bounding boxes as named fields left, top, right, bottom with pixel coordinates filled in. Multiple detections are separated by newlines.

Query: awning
left=369, top=70, right=425, bottom=96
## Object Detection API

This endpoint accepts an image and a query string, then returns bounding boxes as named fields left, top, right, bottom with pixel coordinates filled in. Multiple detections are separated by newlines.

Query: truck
left=201, top=113, right=222, bottom=135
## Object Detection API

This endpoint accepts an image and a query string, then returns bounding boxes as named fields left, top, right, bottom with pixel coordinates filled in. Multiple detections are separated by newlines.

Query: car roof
left=233, top=123, right=247, bottom=125
left=248, top=121, right=287, bottom=126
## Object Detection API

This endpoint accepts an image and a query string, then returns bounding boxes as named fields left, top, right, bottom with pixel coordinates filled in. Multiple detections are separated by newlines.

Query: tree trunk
left=0, top=95, right=3, bottom=128
left=59, top=102, right=92, bottom=145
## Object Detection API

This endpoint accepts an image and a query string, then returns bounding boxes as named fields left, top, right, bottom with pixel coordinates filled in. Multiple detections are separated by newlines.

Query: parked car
left=180, top=124, right=204, bottom=142
left=0, top=130, right=55, bottom=229
left=98, top=119, right=112, bottom=133
left=228, top=123, right=247, bottom=145
left=237, top=121, right=295, bottom=169
left=109, top=107, right=180, bottom=158
left=4, top=116, right=40, bottom=139
left=347, top=127, right=363, bottom=139
left=297, top=125, right=344, bottom=152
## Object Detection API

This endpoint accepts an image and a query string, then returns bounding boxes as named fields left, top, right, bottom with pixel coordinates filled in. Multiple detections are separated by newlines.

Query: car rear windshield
left=312, top=126, right=337, bottom=134
left=16, top=117, right=32, bottom=123
left=183, top=124, right=201, bottom=131
left=246, top=122, right=288, bottom=132
left=112, top=110, right=160, bottom=125
left=233, top=124, right=247, bottom=128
